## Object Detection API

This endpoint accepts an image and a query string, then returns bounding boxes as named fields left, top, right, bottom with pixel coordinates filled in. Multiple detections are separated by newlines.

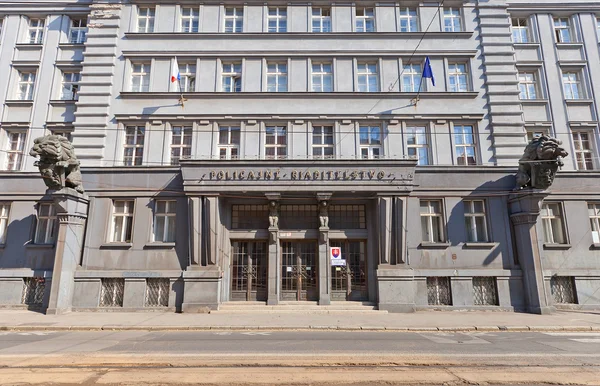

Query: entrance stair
left=212, top=301, right=387, bottom=314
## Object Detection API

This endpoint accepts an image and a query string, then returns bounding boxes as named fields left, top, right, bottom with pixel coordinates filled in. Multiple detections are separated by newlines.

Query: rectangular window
left=597, top=17, right=600, bottom=39
left=100, top=278, right=124, bottom=307
left=22, top=277, right=45, bottom=306
left=179, top=63, right=196, bottom=92
left=218, top=125, right=240, bottom=159
left=224, top=7, right=243, bottom=33
left=448, top=63, right=469, bottom=92
left=34, top=203, right=56, bottom=244
left=359, top=125, right=382, bottom=159
left=526, top=129, right=548, bottom=142
left=131, top=63, right=150, bottom=92
left=265, top=125, right=287, bottom=159
left=17, top=71, right=36, bottom=100
left=357, top=62, right=379, bottom=92
left=153, top=200, right=176, bottom=243
left=61, top=72, right=80, bottom=101
left=427, top=277, right=452, bottom=305
left=280, top=205, right=319, bottom=229
left=28, top=18, right=45, bottom=44
left=402, top=63, right=422, bottom=92
left=266, top=62, right=287, bottom=92
left=312, top=8, right=331, bottom=32
left=572, top=131, right=594, bottom=170
left=222, top=62, right=242, bottom=92
left=0, top=203, right=10, bottom=244
left=50, top=130, right=73, bottom=142
left=137, top=7, right=155, bottom=33
left=267, top=7, right=287, bottom=32
left=562, top=71, right=583, bottom=99
left=4, top=131, right=26, bottom=171
left=541, top=203, right=566, bottom=244
left=554, top=17, right=573, bottom=43
left=588, top=203, right=600, bottom=243
left=145, top=278, right=169, bottom=307
left=329, top=205, right=366, bottom=229
left=454, top=125, right=477, bottom=165
left=443, top=8, right=462, bottom=32
left=111, top=200, right=134, bottom=243
left=399, top=7, right=418, bottom=32
left=69, top=19, right=87, bottom=44
left=311, top=62, right=333, bottom=92
left=180, top=7, right=199, bottom=33
left=473, top=277, right=498, bottom=306
left=464, top=200, right=489, bottom=242
left=170, top=125, right=192, bottom=165
left=550, top=276, right=577, bottom=304
left=420, top=200, right=445, bottom=243
left=406, top=126, right=429, bottom=165
left=312, top=125, right=334, bottom=159
left=123, top=125, right=145, bottom=166
left=232, top=205, right=269, bottom=229
left=356, top=7, right=375, bottom=32
left=511, top=18, right=529, bottom=43
left=519, top=72, right=538, bottom=100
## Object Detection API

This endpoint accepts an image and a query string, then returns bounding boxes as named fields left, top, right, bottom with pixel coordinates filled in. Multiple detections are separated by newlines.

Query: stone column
left=46, top=188, right=89, bottom=315
left=266, top=193, right=280, bottom=305
left=509, top=190, right=555, bottom=314
left=317, top=193, right=331, bottom=305
left=378, top=196, right=393, bottom=265
left=187, top=196, right=203, bottom=266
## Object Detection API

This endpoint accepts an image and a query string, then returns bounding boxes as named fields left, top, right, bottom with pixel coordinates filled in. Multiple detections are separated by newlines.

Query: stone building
left=0, top=0, right=598, bottom=313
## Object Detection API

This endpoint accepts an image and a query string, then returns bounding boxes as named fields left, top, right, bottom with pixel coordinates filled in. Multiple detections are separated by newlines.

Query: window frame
left=540, top=202, right=568, bottom=245
left=511, top=18, right=530, bottom=43
left=358, top=125, right=383, bottom=159
left=178, top=62, right=196, bottom=92
left=153, top=200, right=177, bottom=243
left=264, top=125, right=287, bottom=159
left=27, top=18, right=45, bottom=44
left=221, top=61, right=242, bottom=92
left=0, top=202, right=10, bottom=244
left=123, top=125, right=145, bottom=166
left=3, top=130, right=27, bottom=171
left=69, top=18, right=87, bottom=44
left=398, top=7, right=419, bottom=32
left=180, top=7, right=199, bottom=33
left=402, top=63, right=422, bottom=92
left=312, top=7, right=332, bottom=33
left=453, top=124, right=478, bottom=166
left=130, top=62, right=151, bottom=92
left=562, top=70, right=585, bottom=100
left=420, top=199, right=446, bottom=243
left=405, top=125, right=430, bottom=165
left=356, top=61, right=379, bottom=92
left=518, top=71, right=539, bottom=100
left=265, top=61, right=288, bottom=92
left=553, top=16, right=574, bottom=43
left=443, top=7, right=462, bottom=32
left=588, top=203, right=600, bottom=244
left=224, top=7, right=243, bottom=33
left=137, top=6, right=155, bottom=33
left=60, top=71, right=80, bottom=101
left=464, top=200, right=490, bottom=243
left=311, top=61, right=333, bottom=92
left=572, top=130, right=595, bottom=171
left=355, top=7, right=375, bottom=32
left=170, top=125, right=192, bottom=165
left=17, top=70, right=36, bottom=100
left=110, top=200, right=135, bottom=243
left=448, top=62, right=470, bottom=92
left=267, top=7, right=287, bottom=33
left=34, top=202, right=56, bottom=245
left=218, top=125, right=241, bottom=159
left=311, top=124, right=335, bottom=159
left=526, top=128, right=549, bottom=142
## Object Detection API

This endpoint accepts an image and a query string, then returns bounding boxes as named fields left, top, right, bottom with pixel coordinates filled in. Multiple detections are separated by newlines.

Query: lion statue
left=515, top=135, right=568, bottom=190
left=29, top=135, right=84, bottom=193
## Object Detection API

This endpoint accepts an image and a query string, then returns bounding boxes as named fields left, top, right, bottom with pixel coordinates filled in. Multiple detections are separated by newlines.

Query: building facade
left=0, top=0, right=599, bottom=313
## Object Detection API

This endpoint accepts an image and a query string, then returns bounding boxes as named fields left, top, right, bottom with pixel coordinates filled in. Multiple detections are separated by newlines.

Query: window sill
left=564, top=99, right=594, bottom=105
left=555, top=42, right=584, bottom=48
left=144, top=242, right=176, bottom=249
left=124, top=31, right=474, bottom=39
left=58, top=43, right=85, bottom=48
left=15, top=43, right=43, bottom=48
left=100, top=242, right=133, bottom=249
left=520, top=99, right=549, bottom=105
left=119, top=91, right=480, bottom=99
left=49, top=99, right=78, bottom=105
left=543, top=243, right=571, bottom=250
left=419, top=242, right=451, bottom=249
left=4, top=100, right=34, bottom=106
left=463, top=242, right=497, bottom=249
left=25, top=243, right=55, bottom=249
left=513, top=42, right=541, bottom=48
left=591, top=243, right=600, bottom=249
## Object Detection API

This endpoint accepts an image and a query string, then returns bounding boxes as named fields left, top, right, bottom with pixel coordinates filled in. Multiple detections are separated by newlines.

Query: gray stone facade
left=0, top=0, right=599, bottom=313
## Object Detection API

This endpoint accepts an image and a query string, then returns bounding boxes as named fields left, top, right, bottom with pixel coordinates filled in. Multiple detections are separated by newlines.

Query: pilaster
left=317, top=193, right=331, bottom=305
left=266, top=193, right=281, bottom=305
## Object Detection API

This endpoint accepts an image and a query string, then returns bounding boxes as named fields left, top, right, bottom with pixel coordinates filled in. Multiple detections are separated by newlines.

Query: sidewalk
left=1, top=309, right=599, bottom=332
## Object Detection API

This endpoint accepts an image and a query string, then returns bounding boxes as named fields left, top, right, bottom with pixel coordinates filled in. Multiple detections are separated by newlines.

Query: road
left=0, top=330, right=599, bottom=385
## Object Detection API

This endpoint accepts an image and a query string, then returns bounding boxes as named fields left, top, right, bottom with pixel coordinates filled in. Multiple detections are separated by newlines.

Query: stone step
left=213, top=301, right=387, bottom=314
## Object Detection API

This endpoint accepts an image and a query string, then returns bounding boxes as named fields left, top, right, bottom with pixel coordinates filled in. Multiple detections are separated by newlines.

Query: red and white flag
left=170, top=57, right=180, bottom=92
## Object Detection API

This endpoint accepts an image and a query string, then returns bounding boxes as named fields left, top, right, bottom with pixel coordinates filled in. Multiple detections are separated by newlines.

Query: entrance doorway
left=281, top=241, right=318, bottom=301
left=230, top=241, right=268, bottom=301
left=330, top=240, right=368, bottom=301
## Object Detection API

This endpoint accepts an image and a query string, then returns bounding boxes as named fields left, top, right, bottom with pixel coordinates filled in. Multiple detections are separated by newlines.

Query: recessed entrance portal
left=281, top=241, right=318, bottom=301
left=330, top=240, right=368, bottom=301
left=230, top=241, right=268, bottom=301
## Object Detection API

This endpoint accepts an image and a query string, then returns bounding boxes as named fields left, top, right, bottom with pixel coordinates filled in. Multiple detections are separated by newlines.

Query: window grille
left=588, top=203, right=600, bottom=243
left=279, top=205, right=318, bottom=229
left=427, top=277, right=452, bottom=305
left=100, top=278, right=124, bottom=307
left=21, top=277, right=45, bottom=306
left=473, top=277, right=498, bottom=306
left=550, top=276, right=577, bottom=304
left=145, top=278, right=169, bottom=307
left=178, top=63, right=196, bottom=92
left=329, top=205, right=366, bottom=229
left=232, top=205, right=269, bottom=229
left=402, top=64, right=422, bottom=92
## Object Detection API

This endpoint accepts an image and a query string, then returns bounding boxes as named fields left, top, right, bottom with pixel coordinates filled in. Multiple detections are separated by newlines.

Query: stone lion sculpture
left=29, top=135, right=84, bottom=193
left=515, top=135, right=568, bottom=190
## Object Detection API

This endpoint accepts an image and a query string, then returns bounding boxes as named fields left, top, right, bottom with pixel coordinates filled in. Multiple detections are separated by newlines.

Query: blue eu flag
left=423, top=57, right=435, bottom=87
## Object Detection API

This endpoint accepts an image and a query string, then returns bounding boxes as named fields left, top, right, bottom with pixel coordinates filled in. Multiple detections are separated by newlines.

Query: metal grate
left=550, top=276, right=577, bottom=304
left=473, top=277, right=498, bottom=306
left=427, top=277, right=452, bottom=306
left=329, top=205, right=366, bottom=229
left=145, top=278, right=169, bottom=307
left=99, top=278, right=124, bottom=307
left=21, top=277, right=45, bottom=306
left=279, top=205, right=318, bottom=229
left=231, top=205, right=269, bottom=229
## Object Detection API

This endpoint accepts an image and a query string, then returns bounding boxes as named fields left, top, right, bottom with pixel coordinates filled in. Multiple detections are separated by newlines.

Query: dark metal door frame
left=281, top=241, right=318, bottom=301
left=231, top=241, right=267, bottom=301
left=330, top=240, right=368, bottom=301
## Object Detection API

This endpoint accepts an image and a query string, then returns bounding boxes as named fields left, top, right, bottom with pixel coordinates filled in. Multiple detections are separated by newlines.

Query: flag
left=170, top=57, right=180, bottom=92
left=422, top=57, right=435, bottom=87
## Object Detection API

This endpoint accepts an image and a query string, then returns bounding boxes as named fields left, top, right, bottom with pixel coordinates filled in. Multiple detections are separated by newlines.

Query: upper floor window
left=443, top=8, right=462, bottom=32
left=137, top=7, right=155, bottom=33
left=511, top=18, right=530, bottom=43
left=222, top=62, right=242, bottom=92
left=218, top=125, right=240, bottom=159
left=224, top=7, right=243, bottom=33
left=170, top=125, right=192, bottom=165
left=69, top=19, right=87, bottom=44
left=312, top=125, right=334, bottom=159
left=153, top=200, right=176, bottom=243
left=597, top=17, right=600, bottom=39
left=51, top=129, right=73, bottom=142
left=123, top=125, right=145, bottom=166
left=562, top=71, right=584, bottom=99
left=357, top=62, right=379, bottom=92
left=111, top=200, right=134, bottom=243
left=179, top=63, right=196, bottom=92
left=359, top=125, right=382, bottom=159
left=454, top=125, right=477, bottom=165
left=0, top=203, right=9, bottom=244
left=541, top=203, right=567, bottom=244
left=518, top=72, right=538, bottom=100
left=402, top=63, right=422, bottom=92
left=28, top=18, right=45, bottom=44
left=61, top=72, right=80, bottom=101
left=588, top=203, right=600, bottom=243
left=420, top=200, right=445, bottom=243
left=311, top=62, right=333, bottom=92
left=265, top=125, right=287, bottom=159
left=266, top=62, right=287, bottom=92
left=312, top=8, right=331, bottom=32
left=17, top=71, right=36, bottom=100
left=554, top=17, right=573, bottom=43
left=267, top=7, right=287, bottom=32
left=572, top=131, right=594, bottom=170
left=131, top=63, right=150, bottom=92
left=35, top=203, right=56, bottom=244
left=526, top=129, right=548, bottom=142
left=3, top=131, right=26, bottom=171
left=399, top=7, right=418, bottom=32
left=448, top=63, right=469, bottom=92
left=181, top=7, right=199, bottom=33
left=356, top=7, right=375, bottom=32
left=464, top=200, right=489, bottom=243
left=406, top=126, right=429, bottom=165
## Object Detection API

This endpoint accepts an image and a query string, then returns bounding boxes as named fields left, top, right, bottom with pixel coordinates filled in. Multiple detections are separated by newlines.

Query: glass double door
left=281, top=241, right=318, bottom=301
left=330, top=240, right=368, bottom=301
left=230, top=241, right=268, bottom=301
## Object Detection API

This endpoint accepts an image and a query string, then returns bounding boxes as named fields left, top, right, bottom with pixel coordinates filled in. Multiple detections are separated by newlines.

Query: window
left=17, top=71, right=36, bottom=100
left=170, top=125, right=192, bottom=164
left=427, top=277, right=452, bottom=305
left=518, top=72, right=538, bottom=100
left=312, top=125, right=334, bottom=159
left=222, top=62, right=242, bottom=92
left=554, top=17, right=573, bottom=43
left=329, top=205, right=366, bottom=229
left=224, top=7, right=243, bottom=33
left=0, top=18, right=3, bottom=40
left=4, top=131, right=26, bottom=171
left=22, top=278, right=45, bottom=306
left=267, top=7, right=287, bottom=32
left=448, top=63, right=469, bottom=92
left=359, top=125, right=382, bottom=159
left=357, top=62, right=379, bottom=92
left=265, top=126, right=287, bottom=159
left=541, top=203, right=566, bottom=244
left=179, top=63, right=196, bottom=92
left=131, top=63, right=150, bottom=92
left=443, top=8, right=462, bottom=32
left=406, top=126, right=429, bottom=165
left=562, top=71, right=583, bottom=99
left=123, top=125, right=145, bottom=166
left=111, top=200, right=134, bottom=243
left=232, top=205, right=269, bottom=229
left=356, top=7, right=375, bottom=32
left=420, top=200, right=445, bottom=243
left=0, top=203, right=9, bottom=244
left=218, top=125, right=240, bottom=159
left=153, top=200, right=176, bottom=243
left=402, top=64, right=422, bottom=92
left=597, top=17, right=600, bottom=39
left=280, top=205, right=318, bottom=229
left=550, top=276, right=577, bottom=304
left=454, top=125, right=477, bottom=165
left=464, top=200, right=489, bottom=242
left=100, top=278, right=124, bottom=307
left=526, top=129, right=548, bottom=142
left=137, top=7, right=155, bottom=33
left=266, top=62, right=287, bottom=92
left=50, top=130, right=73, bottom=142
left=311, top=62, right=333, bottom=92
left=572, top=131, right=594, bottom=170
left=60, top=72, right=80, bottom=101
left=180, top=7, right=199, bottom=33
left=511, top=18, right=529, bottom=43
left=312, top=8, right=331, bottom=32
left=69, top=19, right=87, bottom=44
left=145, top=278, right=169, bottom=307
left=588, top=203, right=600, bottom=243
left=473, top=277, right=498, bottom=306
left=399, top=7, right=418, bottom=32
left=28, top=18, right=45, bottom=44
left=34, top=203, right=56, bottom=244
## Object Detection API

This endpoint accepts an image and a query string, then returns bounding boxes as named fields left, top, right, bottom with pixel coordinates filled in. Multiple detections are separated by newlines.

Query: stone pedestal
left=376, top=268, right=416, bottom=312
left=267, top=228, right=279, bottom=305
left=181, top=268, right=222, bottom=312
left=46, top=188, right=89, bottom=315
left=318, top=227, right=330, bottom=305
